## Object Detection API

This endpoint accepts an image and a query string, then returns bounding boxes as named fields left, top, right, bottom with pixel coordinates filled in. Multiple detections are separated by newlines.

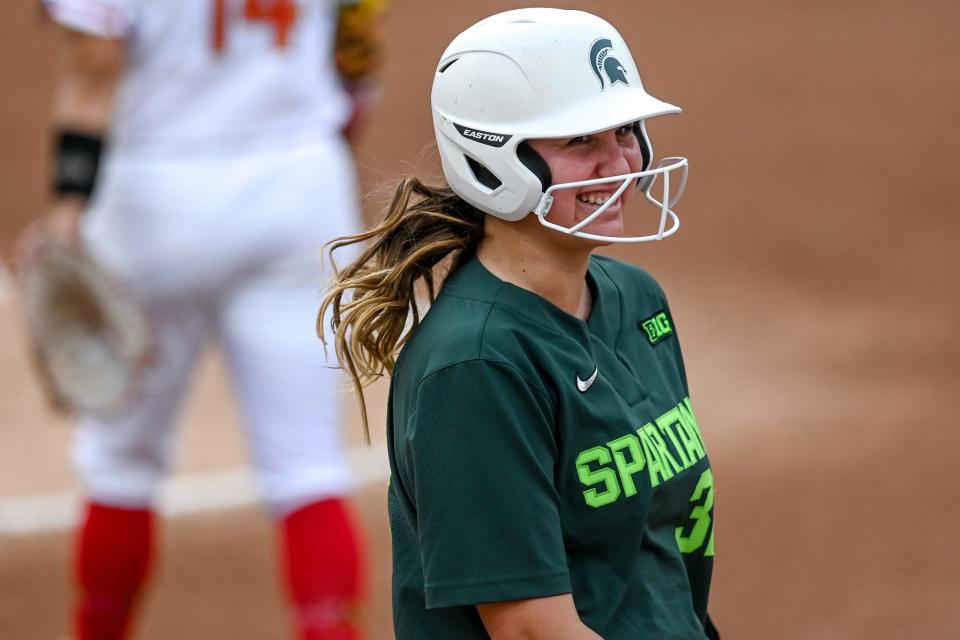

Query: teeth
left=578, top=193, right=608, bottom=205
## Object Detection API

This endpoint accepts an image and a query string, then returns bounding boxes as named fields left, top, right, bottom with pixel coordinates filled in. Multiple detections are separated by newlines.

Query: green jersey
left=387, top=254, right=717, bottom=639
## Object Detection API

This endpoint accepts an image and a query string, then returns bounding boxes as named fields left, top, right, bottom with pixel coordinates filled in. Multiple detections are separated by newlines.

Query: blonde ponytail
left=318, top=177, right=485, bottom=440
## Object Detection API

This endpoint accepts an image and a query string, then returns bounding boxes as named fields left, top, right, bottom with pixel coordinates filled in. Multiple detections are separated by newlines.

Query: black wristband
left=54, top=130, right=104, bottom=199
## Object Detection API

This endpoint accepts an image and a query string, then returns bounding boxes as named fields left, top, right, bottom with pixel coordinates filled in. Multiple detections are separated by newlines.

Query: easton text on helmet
left=590, top=38, right=629, bottom=90
left=453, top=123, right=512, bottom=148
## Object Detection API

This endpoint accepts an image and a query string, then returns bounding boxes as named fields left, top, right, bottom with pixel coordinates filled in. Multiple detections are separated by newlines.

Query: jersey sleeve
left=44, top=0, right=136, bottom=39
left=401, top=359, right=571, bottom=609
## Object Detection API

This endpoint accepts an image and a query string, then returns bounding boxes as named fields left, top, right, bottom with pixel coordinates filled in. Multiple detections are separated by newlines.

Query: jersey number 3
left=212, top=0, right=299, bottom=52
left=675, top=469, right=715, bottom=557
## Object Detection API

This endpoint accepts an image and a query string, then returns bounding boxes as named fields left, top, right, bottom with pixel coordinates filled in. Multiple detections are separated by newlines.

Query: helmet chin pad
left=516, top=142, right=552, bottom=192
left=633, top=121, right=652, bottom=171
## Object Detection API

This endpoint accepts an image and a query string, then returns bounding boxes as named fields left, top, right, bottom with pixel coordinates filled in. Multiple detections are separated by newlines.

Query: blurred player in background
left=23, top=1, right=385, bottom=638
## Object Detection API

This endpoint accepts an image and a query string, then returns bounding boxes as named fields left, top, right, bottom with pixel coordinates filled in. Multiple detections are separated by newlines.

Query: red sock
left=280, top=498, right=365, bottom=640
left=73, top=502, right=154, bottom=640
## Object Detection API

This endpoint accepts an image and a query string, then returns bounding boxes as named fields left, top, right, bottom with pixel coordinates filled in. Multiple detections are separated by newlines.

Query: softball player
left=321, top=9, right=720, bottom=639
left=31, top=1, right=384, bottom=638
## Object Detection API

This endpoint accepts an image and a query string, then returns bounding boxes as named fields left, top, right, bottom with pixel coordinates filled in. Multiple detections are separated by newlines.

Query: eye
left=615, top=124, right=635, bottom=138
left=566, top=134, right=591, bottom=146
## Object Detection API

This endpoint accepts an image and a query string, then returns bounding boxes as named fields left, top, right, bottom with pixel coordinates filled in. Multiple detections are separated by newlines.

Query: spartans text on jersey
left=575, top=397, right=707, bottom=507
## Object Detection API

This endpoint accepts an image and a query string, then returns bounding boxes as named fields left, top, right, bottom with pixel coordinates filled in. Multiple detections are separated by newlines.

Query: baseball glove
left=18, top=240, right=151, bottom=416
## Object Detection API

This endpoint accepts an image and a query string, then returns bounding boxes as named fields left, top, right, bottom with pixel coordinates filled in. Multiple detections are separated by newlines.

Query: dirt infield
left=2, top=1, right=959, bottom=639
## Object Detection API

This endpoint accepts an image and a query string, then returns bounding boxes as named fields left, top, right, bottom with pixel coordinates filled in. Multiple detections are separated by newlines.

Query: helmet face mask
left=431, top=8, right=688, bottom=243
left=535, top=155, right=689, bottom=244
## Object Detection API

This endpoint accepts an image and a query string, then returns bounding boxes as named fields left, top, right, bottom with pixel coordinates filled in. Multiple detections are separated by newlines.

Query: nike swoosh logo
left=576, top=366, right=599, bottom=393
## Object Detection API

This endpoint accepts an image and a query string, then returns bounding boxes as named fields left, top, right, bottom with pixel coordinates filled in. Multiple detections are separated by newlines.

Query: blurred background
left=2, top=1, right=958, bottom=638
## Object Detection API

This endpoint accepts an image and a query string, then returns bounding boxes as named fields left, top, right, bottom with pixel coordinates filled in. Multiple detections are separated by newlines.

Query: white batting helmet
left=431, top=8, right=688, bottom=243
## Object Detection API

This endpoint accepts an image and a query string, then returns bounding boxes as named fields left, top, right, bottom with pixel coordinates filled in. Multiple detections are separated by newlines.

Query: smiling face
left=525, top=123, right=645, bottom=247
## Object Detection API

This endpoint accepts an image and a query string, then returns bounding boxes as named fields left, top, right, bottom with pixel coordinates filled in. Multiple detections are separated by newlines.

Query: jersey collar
left=446, top=254, right=621, bottom=352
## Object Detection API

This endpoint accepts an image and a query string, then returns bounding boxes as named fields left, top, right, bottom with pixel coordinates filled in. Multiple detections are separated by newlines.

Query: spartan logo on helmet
left=590, top=38, right=629, bottom=90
